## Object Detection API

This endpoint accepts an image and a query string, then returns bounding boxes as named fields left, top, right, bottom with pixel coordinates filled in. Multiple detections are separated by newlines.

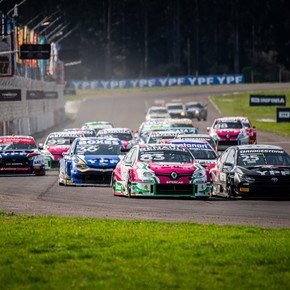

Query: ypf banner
left=69, top=74, right=244, bottom=89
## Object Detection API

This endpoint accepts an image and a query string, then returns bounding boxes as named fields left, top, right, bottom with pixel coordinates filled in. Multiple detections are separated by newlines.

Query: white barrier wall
left=0, top=76, right=65, bottom=136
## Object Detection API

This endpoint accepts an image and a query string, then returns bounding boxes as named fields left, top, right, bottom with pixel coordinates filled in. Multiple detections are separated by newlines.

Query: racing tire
left=196, top=196, right=210, bottom=200
left=226, top=177, right=236, bottom=199
left=111, top=175, right=117, bottom=195
left=126, top=178, right=132, bottom=198
left=35, top=170, right=46, bottom=176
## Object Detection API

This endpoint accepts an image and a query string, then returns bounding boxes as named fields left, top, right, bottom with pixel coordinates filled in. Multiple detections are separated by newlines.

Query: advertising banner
left=277, top=108, right=290, bottom=122
left=44, top=91, right=58, bottom=99
left=68, top=74, right=244, bottom=89
left=0, top=90, right=21, bottom=101
left=26, top=90, right=44, bottom=100
left=249, top=95, right=286, bottom=106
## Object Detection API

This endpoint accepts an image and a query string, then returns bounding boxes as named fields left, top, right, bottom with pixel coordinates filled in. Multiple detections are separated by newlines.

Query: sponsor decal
left=240, top=149, right=284, bottom=154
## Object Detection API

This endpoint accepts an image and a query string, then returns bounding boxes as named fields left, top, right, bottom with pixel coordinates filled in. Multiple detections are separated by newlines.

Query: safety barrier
left=0, top=76, right=65, bottom=136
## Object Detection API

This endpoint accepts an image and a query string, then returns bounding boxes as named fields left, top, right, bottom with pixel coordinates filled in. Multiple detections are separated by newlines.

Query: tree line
left=2, top=0, right=290, bottom=81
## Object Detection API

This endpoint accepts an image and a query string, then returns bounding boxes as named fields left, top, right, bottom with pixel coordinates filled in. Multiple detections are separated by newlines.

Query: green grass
left=211, top=90, right=290, bottom=136
left=0, top=212, right=289, bottom=290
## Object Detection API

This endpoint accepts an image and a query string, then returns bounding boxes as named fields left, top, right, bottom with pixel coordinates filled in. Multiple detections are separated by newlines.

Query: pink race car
left=207, top=117, right=249, bottom=151
left=112, top=144, right=211, bottom=198
left=40, top=131, right=83, bottom=167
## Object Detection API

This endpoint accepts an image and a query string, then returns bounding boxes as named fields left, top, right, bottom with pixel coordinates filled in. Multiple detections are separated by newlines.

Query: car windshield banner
left=249, top=95, right=286, bottom=106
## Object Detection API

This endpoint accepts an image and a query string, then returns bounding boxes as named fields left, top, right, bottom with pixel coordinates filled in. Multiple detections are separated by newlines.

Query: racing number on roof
left=140, top=153, right=165, bottom=162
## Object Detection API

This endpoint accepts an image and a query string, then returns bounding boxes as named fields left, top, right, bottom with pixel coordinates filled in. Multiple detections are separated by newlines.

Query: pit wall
left=0, top=76, right=65, bottom=136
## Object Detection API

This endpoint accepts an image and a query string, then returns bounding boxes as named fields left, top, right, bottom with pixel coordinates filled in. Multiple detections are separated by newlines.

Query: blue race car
left=58, top=137, right=123, bottom=186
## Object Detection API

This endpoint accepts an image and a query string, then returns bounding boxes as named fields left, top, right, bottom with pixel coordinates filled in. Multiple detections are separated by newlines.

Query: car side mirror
left=223, top=162, right=233, bottom=172
left=38, top=143, right=44, bottom=150
left=206, top=127, right=210, bottom=132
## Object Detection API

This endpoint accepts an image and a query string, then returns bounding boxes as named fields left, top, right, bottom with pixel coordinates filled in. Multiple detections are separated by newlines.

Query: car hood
left=168, top=109, right=183, bottom=113
left=0, top=149, right=36, bottom=158
left=46, top=145, right=70, bottom=155
left=79, top=154, right=121, bottom=167
left=214, top=129, right=241, bottom=138
left=141, top=162, right=197, bottom=173
left=237, top=165, right=290, bottom=176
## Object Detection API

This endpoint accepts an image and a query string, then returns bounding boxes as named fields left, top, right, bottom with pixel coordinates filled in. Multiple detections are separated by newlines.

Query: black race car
left=185, top=102, right=207, bottom=121
left=210, top=145, right=290, bottom=198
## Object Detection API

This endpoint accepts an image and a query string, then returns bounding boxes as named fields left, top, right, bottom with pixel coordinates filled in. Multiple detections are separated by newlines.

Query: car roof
left=235, top=144, right=284, bottom=150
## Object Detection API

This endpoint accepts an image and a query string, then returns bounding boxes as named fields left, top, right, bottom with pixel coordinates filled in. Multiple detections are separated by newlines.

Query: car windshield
left=0, top=142, right=36, bottom=150
left=75, top=144, right=121, bottom=155
left=103, top=133, right=132, bottom=141
left=149, top=109, right=167, bottom=114
left=214, top=121, right=242, bottom=129
left=139, top=150, right=193, bottom=163
left=241, top=121, right=250, bottom=128
left=171, top=128, right=198, bottom=134
left=167, top=105, right=183, bottom=110
left=189, top=149, right=217, bottom=160
left=187, top=103, right=203, bottom=109
left=82, top=130, right=96, bottom=137
left=148, top=135, right=176, bottom=144
left=237, top=152, right=290, bottom=166
left=45, top=136, right=75, bottom=146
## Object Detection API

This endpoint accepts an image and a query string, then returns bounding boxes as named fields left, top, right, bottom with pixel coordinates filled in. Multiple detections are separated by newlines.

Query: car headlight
left=137, top=169, right=155, bottom=180
left=192, top=168, right=206, bottom=180
left=180, top=111, right=185, bottom=116
left=237, top=173, right=255, bottom=182
left=211, top=131, right=220, bottom=140
left=74, top=157, right=88, bottom=170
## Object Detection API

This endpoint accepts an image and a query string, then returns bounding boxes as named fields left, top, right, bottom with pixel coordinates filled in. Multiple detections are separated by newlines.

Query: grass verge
left=211, top=90, right=290, bottom=136
left=0, top=212, right=289, bottom=290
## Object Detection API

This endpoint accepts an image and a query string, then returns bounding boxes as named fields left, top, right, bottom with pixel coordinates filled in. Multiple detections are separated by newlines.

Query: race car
left=112, top=144, right=211, bottom=198
left=185, top=102, right=208, bottom=121
left=82, top=121, right=114, bottom=133
left=97, top=128, right=136, bottom=151
left=166, top=103, right=187, bottom=118
left=146, top=130, right=179, bottom=144
left=167, top=118, right=194, bottom=128
left=207, top=117, right=249, bottom=151
left=0, top=135, right=45, bottom=175
left=40, top=131, right=83, bottom=168
left=59, top=137, right=123, bottom=186
left=210, top=144, right=290, bottom=198
left=145, top=106, right=170, bottom=121
left=177, top=134, right=218, bottom=152
left=170, top=139, right=217, bottom=184
left=63, top=128, right=96, bottom=137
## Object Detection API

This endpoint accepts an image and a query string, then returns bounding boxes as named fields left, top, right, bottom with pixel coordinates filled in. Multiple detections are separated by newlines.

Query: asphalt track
left=1, top=83, right=290, bottom=228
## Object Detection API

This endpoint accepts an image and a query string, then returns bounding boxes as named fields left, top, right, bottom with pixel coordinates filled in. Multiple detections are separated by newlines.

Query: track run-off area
left=1, top=83, right=290, bottom=228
